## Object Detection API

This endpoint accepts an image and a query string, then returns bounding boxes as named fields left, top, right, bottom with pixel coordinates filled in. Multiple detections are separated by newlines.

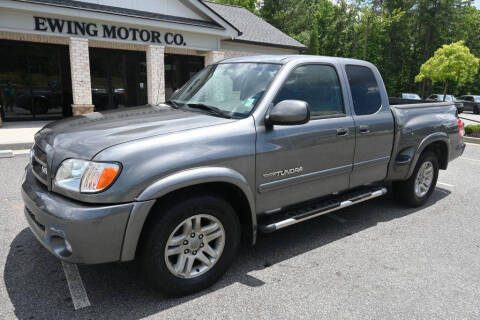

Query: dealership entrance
left=0, top=0, right=304, bottom=123
left=0, top=42, right=206, bottom=120
left=89, top=47, right=148, bottom=111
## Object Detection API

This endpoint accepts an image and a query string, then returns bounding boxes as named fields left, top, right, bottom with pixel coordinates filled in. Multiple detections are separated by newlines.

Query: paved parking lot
left=1, top=144, right=480, bottom=319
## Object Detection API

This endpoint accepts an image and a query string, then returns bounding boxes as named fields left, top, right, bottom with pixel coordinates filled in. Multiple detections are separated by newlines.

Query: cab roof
left=220, top=55, right=372, bottom=66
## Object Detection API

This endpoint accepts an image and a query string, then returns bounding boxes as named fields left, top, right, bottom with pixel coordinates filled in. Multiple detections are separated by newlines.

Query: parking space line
left=61, top=261, right=91, bottom=310
left=438, top=182, right=455, bottom=187
left=465, top=142, right=480, bottom=147
left=12, top=149, right=30, bottom=155
left=461, top=157, right=480, bottom=163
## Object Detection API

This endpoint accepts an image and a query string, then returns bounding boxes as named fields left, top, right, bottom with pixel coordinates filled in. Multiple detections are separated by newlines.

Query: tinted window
left=274, top=65, right=344, bottom=117
left=345, top=65, right=382, bottom=115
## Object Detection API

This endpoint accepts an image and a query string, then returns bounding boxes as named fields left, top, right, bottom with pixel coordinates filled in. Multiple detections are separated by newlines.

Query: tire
left=140, top=194, right=240, bottom=296
left=393, top=151, right=439, bottom=207
left=474, top=106, right=479, bottom=114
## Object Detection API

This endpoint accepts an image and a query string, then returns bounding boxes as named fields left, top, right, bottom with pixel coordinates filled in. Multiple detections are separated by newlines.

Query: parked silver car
left=427, top=94, right=464, bottom=113
left=401, top=93, right=421, bottom=100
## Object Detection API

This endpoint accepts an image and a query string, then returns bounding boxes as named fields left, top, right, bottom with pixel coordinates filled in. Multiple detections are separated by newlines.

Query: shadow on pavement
left=4, top=188, right=450, bottom=319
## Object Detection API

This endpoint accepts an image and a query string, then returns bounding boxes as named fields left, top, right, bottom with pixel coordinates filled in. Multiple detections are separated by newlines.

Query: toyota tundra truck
left=21, top=55, right=466, bottom=295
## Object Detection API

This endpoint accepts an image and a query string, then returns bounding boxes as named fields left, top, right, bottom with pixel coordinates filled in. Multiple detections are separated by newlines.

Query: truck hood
left=34, top=105, right=235, bottom=161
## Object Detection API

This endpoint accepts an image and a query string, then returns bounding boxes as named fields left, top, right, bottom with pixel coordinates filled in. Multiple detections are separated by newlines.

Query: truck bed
left=387, top=100, right=462, bottom=181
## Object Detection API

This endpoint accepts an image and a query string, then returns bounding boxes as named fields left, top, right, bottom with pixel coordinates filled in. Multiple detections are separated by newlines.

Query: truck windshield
left=169, top=63, right=281, bottom=118
left=402, top=93, right=421, bottom=100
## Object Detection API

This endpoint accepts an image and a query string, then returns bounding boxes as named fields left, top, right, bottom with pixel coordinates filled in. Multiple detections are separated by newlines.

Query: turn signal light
left=81, top=163, right=120, bottom=193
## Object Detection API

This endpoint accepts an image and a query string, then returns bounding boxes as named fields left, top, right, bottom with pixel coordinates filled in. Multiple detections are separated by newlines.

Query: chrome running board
left=259, top=187, right=387, bottom=233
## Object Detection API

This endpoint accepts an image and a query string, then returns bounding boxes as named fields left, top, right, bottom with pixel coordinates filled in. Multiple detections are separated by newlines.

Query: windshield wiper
left=185, top=103, right=231, bottom=118
left=165, top=100, right=180, bottom=109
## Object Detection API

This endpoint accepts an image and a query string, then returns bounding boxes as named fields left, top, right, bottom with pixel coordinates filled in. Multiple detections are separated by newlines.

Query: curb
left=0, top=143, right=33, bottom=150
left=0, top=150, right=13, bottom=158
left=464, top=136, right=480, bottom=145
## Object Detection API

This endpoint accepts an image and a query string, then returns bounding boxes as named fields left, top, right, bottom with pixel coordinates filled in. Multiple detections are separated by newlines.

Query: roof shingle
left=202, top=1, right=306, bottom=50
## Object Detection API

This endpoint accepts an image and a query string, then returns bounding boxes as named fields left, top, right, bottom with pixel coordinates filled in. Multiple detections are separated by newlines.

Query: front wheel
left=474, top=105, right=479, bottom=114
left=393, top=151, right=439, bottom=207
left=141, top=195, right=240, bottom=296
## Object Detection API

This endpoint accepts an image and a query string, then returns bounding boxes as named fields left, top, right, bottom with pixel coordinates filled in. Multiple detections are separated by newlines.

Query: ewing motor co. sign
left=34, top=16, right=187, bottom=46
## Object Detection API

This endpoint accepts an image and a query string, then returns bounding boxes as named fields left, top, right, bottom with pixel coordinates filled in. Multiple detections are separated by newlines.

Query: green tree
left=308, top=21, right=320, bottom=55
left=415, top=41, right=479, bottom=99
left=212, top=0, right=257, bottom=12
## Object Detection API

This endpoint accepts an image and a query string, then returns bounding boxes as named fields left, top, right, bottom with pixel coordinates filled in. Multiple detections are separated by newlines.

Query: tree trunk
left=443, top=80, right=448, bottom=101
left=363, top=15, right=371, bottom=60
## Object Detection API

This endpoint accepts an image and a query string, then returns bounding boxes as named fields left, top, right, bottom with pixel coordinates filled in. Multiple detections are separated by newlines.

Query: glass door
left=89, top=48, right=147, bottom=111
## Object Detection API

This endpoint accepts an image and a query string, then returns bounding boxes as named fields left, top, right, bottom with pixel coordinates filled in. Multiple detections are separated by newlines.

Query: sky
left=475, top=1, right=480, bottom=8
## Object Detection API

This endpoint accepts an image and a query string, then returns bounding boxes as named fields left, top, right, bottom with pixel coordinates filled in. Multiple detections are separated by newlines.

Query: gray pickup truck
left=22, top=55, right=465, bottom=295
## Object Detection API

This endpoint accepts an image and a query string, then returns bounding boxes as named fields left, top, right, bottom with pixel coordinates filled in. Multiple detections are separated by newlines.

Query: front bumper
left=21, top=166, right=134, bottom=264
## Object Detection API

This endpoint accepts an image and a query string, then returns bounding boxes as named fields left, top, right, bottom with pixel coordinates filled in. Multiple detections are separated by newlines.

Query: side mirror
left=267, top=100, right=310, bottom=126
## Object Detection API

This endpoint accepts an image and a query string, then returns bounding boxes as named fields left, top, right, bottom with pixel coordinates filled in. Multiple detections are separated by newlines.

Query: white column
left=69, top=37, right=94, bottom=115
left=146, top=45, right=165, bottom=105
left=205, top=50, right=225, bottom=66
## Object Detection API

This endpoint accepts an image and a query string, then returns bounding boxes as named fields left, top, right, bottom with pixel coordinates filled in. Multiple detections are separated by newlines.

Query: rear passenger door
left=255, top=63, right=355, bottom=213
left=344, top=64, right=394, bottom=187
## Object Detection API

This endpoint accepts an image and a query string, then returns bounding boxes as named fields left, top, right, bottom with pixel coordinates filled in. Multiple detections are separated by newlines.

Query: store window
left=0, top=40, right=72, bottom=121
left=165, top=54, right=205, bottom=100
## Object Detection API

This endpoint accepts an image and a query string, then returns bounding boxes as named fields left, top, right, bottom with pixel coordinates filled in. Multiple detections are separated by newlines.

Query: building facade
left=0, top=0, right=306, bottom=121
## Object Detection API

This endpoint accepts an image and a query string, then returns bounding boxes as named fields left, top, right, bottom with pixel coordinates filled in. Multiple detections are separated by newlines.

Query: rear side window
left=274, top=64, right=344, bottom=117
left=345, top=65, right=382, bottom=115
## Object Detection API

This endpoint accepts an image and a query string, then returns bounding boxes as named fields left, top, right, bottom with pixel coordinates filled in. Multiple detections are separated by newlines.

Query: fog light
left=49, top=235, right=73, bottom=258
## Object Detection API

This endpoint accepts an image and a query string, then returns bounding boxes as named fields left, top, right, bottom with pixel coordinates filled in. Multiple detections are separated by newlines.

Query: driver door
left=255, top=63, right=355, bottom=213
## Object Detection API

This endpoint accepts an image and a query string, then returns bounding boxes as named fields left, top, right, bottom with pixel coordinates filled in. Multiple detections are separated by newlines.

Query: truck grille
left=32, top=144, right=48, bottom=186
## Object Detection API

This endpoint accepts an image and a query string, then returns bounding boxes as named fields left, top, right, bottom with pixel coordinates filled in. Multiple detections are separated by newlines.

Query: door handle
left=336, top=128, right=349, bottom=136
left=359, top=125, right=370, bottom=134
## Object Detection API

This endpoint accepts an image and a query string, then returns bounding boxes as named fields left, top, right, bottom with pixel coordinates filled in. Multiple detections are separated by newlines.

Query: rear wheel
left=141, top=195, right=240, bottom=296
left=393, top=151, right=439, bottom=207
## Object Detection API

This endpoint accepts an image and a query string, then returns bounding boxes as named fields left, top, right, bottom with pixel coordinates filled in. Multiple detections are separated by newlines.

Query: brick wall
left=146, top=45, right=165, bottom=105
left=69, top=38, right=92, bottom=106
left=222, top=50, right=258, bottom=59
left=205, top=51, right=225, bottom=66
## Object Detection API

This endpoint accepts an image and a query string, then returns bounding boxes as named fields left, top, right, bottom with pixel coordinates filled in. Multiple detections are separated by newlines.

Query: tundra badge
left=263, top=167, right=303, bottom=178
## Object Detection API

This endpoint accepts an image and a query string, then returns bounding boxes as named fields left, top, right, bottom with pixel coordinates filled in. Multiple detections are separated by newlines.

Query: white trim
left=0, top=0, right=236, bottom=37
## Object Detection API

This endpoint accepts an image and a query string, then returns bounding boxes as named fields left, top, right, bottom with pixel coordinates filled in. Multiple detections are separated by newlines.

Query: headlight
left=54, top=159, right=120, bottom=193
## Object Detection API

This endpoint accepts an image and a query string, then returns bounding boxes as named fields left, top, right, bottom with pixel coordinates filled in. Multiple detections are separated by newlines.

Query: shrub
left=465, top=124, right=480, bottom=137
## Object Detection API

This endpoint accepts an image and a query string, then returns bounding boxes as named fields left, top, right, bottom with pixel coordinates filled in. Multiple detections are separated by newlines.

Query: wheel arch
left=408, top=133, right=449, bottom=178
left=120, top=167, right=256, bottom=261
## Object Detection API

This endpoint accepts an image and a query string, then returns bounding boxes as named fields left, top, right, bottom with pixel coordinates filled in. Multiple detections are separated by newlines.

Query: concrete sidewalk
left=0, top=121, right=49, bottom=150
